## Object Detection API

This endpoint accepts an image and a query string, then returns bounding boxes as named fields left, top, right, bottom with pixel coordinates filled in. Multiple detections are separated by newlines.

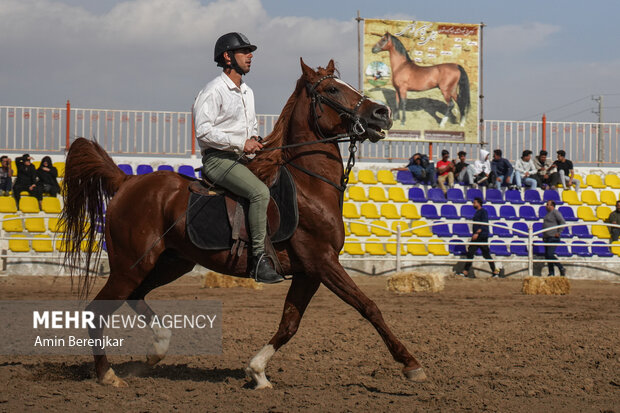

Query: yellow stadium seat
left=358, top=169, right=377, bottom=184
left=343, top=191, right=349, bottom=202
left=41, top=197, right=62, bottom=213
left=343, top=203, right=360, bottom=219
left=380, top=203, right=400, bottom=219
left=19, top=196, right=40, bottom=213
left=348, top=186, right=368, bottom=202
left=9, top=234, right=29, bottom=252
left=388, top=187, right=408, bottom=203
left=55, top=239, right=72, bottom=252
left=581, top=190, right=601, bottom=206
left=562, top=190, right=581, bottom=206
left=370, top=220, right=391, bottom=237
left=368, top=187, right=388, bottom=202
left=350, top=222, right=371, bottom=236
left=612, top=241, right=620, bottom=256
left=411, top=220, right=433, bottom=237
left=390, top=220, right=409, bottom=233
left=54, top=162, right=65, bottom=178
left=596, top=206, right=612, bottom=221
left=32, top=161, right=40, bottom=169
left=344, top=238, right=364, bottom=255
left=32, top=235, right=53, bottom=252
left=585, top=174, right=605, bottom=189
left=599, top=190, right=617, bottom=206
left=377, top=170, right=397, bottom=185
left=406, top=238, right=428, bottom=256
left=365, top=238, right=386, bottom=255
left=592, top=225, right=610, bottom=239
left=573, top=174, right=586, bottom=188
left=385, top=238, right=406, bottom=255
left=401, top=204, right=421, bottom=219
left=3, top=214, right=23, bottom=232
left=344, top=222, right=351, bottom=236
left=347, top=171, right=358, bottom=184
left=81, top=239, right=101, bottom=252
left=576, top=206, right=597, bottom=222
left=428, top=239, right=449, bottom=256
left=360, top=203, right=380, bottom=219
left=10, top=160, right=17, bottom=176
left=48, top=217, right=67, bottom=233
left=25, top=217, right=46, bottom=232
left=0, top=196, right=17, bottom=213
left=604, top=174, right=620, bottom=189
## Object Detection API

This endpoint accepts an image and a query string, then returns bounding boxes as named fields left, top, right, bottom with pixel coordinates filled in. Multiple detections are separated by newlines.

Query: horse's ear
left=300, top=58, right=315, bottom=80
left=326, top=59, right=335, bottom=74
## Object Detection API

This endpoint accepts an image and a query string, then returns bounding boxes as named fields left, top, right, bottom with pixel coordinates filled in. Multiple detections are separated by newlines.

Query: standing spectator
left=554, top=150, right=580, bottom=192
left=472, top=149, right=491, bottom=188
left=436, top=149, right=455, bottom=195
left=392, top=153, right=436, bottom=187
left=37, top=156, right=61, bottom=197
left=453, top=150, right=475, bottom=186
left=542, top=200, right=566, bottom=276
left=491, top=149, right=520, bottom=190
left=606, top=201, right=620, bottom=242
left=12, top=154, right=42, bottom=204
left=514, top=150, right=540, bottom=189
left=0, top=156, right=13, bottom=196
left=533, top=150, right=559, bottom=189
left=458, top=197, right=500, bottom=278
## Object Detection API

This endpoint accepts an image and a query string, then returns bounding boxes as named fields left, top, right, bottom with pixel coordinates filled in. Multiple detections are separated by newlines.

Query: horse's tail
left=59, top=137, right=130, bottom=298
left=457, top=65, right=471, bottom=121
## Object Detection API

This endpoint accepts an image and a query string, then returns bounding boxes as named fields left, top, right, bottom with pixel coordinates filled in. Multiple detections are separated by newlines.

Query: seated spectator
left=533, top=150, right=559, bottom=189
left=436, top=149, right=454, bottom=195
left=491, top=149, right=520, bottom=190
left=37, top=156, right=61, bottom=197
left=471, top=149, right=491, bottom=188
left=392, top=153, right=436, bottom=187
left=553, top=150, right=579, bottom=192
left=514, top=150, right=539, bottom=189
left=453, top=150, right=475, bottom=186
left=13, top=154, right=42, bottom=203
left=0, top=156, right=13, bottom=196
left=606, top=200, right=620, bottom=242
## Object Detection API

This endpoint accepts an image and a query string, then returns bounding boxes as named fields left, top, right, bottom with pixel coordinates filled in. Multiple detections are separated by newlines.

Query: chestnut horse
left=60, top=59, right=427, bottom=389
left=372, top=32, right=470, bottom=127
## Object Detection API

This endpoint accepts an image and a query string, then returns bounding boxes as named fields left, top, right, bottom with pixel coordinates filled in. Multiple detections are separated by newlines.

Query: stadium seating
left=387, top=187, right=408, bottom=202
left=368, top=187, right=388, bottom=202
left=0, top=197, right=17, bottom=213
left=490, top=240, right=510, bottom=256
left=9, top=234, right=29, bottom=252
left=360, top=203, right=380, bottom=219
left=370, top=221, right=391, bottom=237
left=136, top=164, right=154, bottom=175
left=453, top=223, right=472, bottom=237
left=492, top=222, right=511, bottom=238
left=558, top=206, right=578, bottom=221
left=411, top=221, right=433, bottom=237
left=19, top=197, right=40, bottom=213
left=592, top=241, right=613, bottom=257
left=461, top=205, right=475, bottom=220
left=505, top=190, right=525, bottom=204
left=41, top=197, right=61, bottom=214
left=448, top=239, right=467, bottom=256
left=466, top=188, right=483, bottom=202
left=32, top=235, right=53, bottom=252
left=350, top=222, right=371, bottom=237
left=343, top=203, right=360, bottom=218
left=358, top=170, right=377, bottom=184
left=377, top=170, right=397, bottom=185
left=447, top=188, right=466, bottom=203
left=400, top=204, right=420, bottom=219
left=344, top=222, right=350, bottom=236
left=385, top=238, right=406, bottom=255
left=440, top=204, right=460, bottom=220
left=585, top=174, right=605, bottom=189
left=555, top=242, right=572, bottom=257
left=581, top=190, right=601, bottom=206
left=421, top=204, right=440, bottom=220
left=380, top=204, right=400, bottom=219
left=571, top=224, right=592, bottom=238
left=348, top=187, right=368, bottom=202
left=532, top=241, right=545, bottom=256
left=3, top=215, right=23, bottom=232
left=54, top=162, right=65, bottom=178
left=532, top=222, right=543, bottom=236
left=571, top=240, right=592, bottom=257
left=157, top=165, right=174, bottom=172
left=543, top=190, right=563, bottom=205
left=524, top=190, right=543, bottom=205
left=48, top=217, right=64, bottom=233
left=408, top=187, right=427, bottom=203
left=117, top=164, right=133, bottom=174
left=25, top=218, right=46, bottom=232
left=512, top=222, right=529, bottom=238
left=428, top=239, right=449, bottom=256
left=485, top=189, right=504, bottom=204
left=604, top=174, right=620, bottom=189
left=483, top=205, right=498, bottom=220
left=428, top=188, right=447, bottom=203
left=407, top=239, right=427, bottom=256
left=396, top=170, right=415, bottom=185
left=365, top=238, right=386, bottom=255
left=600, top=190, right=617, bottom=206
left=573, top=174, right=586, bottom=188
left=178, top=165, right=196, bottom=178
left=390, top=221, right=409, bottom=233
left=576, top=206, right=597, bottom=222
left=510, top=240, right=528, bottom=256
left=561, top=191, right=581, bottom=205
left=499, top=205, right=518, bottom=220
left=611, top=241, right=620, bottom=257
left=538, top=205, right=548, bottom=219
left=432, top=222, right=451, bottom=237
left=592, top=225, right=610, bottom=239
left=596, top=206, right=612, bottom=221
left=344, top=239, right=364, bottom=255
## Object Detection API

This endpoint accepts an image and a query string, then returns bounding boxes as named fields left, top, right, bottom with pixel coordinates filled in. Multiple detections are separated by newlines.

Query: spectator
left=554, top=150, right=580, bottom=192
left=606, top=200, right=620, bottom=242
left=12, top=154, right=42, bottom=204
left=37, top=156, right=61, bottom=197
left=457, top=197, right=500, bottom=278
left=542, top=200, right=566, bottom=276
left=471, top=149, right=491, bottom=188
left=0, top=156, right=13, bottom=196
left=533, top=150, right=559, bottom=189
left=453, top=150, right=475, bottom=186
left=514, top=150, right=540, bottom=189
left=392, top=153, right=436, bottom=187
left=491, top=149, right=520, bottom=190
left=436, top=149, right=454, bottom=195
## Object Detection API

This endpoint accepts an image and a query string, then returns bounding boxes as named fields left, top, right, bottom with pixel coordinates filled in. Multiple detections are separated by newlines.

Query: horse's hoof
left=403, top=367, right=427, bottom=382
left=146, top=353, right=164, bottom=366
left=245, top=366, right=273, bottom=390
left=99, top=368, right=129, bottom=387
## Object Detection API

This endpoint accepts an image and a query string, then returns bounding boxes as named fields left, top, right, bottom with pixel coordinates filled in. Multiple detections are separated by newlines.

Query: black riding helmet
left=214, top=32, right=257, bottom=74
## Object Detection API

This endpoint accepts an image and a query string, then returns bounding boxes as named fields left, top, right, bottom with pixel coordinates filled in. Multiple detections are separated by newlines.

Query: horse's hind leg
left=439, top=99, right=455, bottom=128
left=246, top=274, right=320, bottom=389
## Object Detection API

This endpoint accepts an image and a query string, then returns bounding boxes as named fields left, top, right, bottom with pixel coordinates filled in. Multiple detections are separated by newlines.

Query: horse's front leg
left=393, top=91, right=400, bottom=121
left=246, top=274, right=320, bottom=389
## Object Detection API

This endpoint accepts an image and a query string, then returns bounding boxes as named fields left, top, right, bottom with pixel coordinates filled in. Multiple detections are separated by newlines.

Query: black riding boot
left=252, top=253, right=284, bottom=284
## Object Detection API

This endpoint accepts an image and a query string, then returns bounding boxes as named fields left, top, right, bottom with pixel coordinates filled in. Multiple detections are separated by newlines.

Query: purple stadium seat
left=492, top=222, right=511, bottom=238
left=483, top=205, right=498, bottom=220
left=558, top=206, right=578, bottom=221
left=428, top=188, right=447, bottom=203
left=505, top=189, right=525, bottom=204
left=560, top=225, right=572, bottom=238
left=490, top=240, right=510, bottom=256
left=461, top=205, right=476, bottom=220
left=510, top=240, right=528, bottom=256
left=466, top=188, right=483, bottom=202
left=408, top=187, right=427, bottom=203
left=440, top=204, right=460, bottom=220
left=117, top=163, right=133, bottom=174
left=178, top=165, right=196, bottom=178
left=449, top=239, right=467, bottom=256
left=432, top=222, right=451, bottom=237
left=533, top=241, right=545, bottom=256
left=499, top=205, right=518, bottom=220
left=592, top=241, right=613, bottom=257
left=532, top=222, right=544, bottom=237
left=538, top=205, right=548, bottom=219
left=485, top=189, right=505, bottom=204
left=396, top=170, right=416, bottom=185
left=452, top=223, right=472, bottom=237
left=524, top=190, right=543, bottom=205
left=519, top=205, right=538, bottom=221
left=571, top=224, right=593, bottom=238
left=543, top=190, right=563, bottom=205
left=136, top=164, right=153, bottom=175
left=571, top=241, right=592, bottom=257
left=421, top=204, right=440, bottom=220
left=512, top=222, right=529, bottom=238
left=157, top=164, right=174, bottom=172
left=555, top=242, right=572, bottom=257
left=447, top=188, right=466, bottom=203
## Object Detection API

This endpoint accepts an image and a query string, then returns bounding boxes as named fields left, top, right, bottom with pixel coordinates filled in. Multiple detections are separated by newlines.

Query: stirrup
left=252, top=253, right=284, bottom=284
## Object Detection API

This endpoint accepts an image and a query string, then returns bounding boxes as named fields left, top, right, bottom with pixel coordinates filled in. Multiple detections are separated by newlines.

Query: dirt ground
left=0, top=274, right=618, bottom=412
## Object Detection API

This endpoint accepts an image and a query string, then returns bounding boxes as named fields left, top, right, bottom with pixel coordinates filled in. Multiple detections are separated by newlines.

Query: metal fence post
left=396, top=226, right=401, bottom=272
left=527, top=226, right=534, bottom=275
left=65, top=100, right=71, bottom=152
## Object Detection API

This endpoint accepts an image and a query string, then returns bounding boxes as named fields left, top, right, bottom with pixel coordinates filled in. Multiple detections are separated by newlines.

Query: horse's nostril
left=372, top=106, right=389, bottom=120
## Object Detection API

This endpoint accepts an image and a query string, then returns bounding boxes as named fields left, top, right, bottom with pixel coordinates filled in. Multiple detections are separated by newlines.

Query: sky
left=1, top=0, right=620, bottom=122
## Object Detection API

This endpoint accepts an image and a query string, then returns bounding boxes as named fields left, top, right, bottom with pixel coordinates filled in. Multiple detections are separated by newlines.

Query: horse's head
left=371, top=32, right=392, bottom=53
left=300, top=58, right=391, bottom=143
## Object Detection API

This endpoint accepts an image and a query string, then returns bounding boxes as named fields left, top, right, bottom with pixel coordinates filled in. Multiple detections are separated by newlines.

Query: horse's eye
left=326, top=86, right=338, bottom=94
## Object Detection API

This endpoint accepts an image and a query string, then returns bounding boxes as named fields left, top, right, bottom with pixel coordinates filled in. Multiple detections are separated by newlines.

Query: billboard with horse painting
left=364, top=19, right=480, bottom=144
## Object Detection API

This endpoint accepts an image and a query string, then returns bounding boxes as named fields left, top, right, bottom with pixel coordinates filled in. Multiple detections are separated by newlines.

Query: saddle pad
left=186, top=166, right=299, bottom=250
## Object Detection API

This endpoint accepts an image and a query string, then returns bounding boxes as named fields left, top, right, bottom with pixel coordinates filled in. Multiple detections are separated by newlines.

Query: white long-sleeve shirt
left=514, top=158, right=536, bottom=175
left=193, top=72, right=258, bottom=154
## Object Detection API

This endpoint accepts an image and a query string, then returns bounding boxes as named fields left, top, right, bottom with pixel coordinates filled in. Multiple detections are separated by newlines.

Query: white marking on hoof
left=460, top=120, right=466, bottom=127
left=246, top=344, right=275, bottom=389
left=404, top=367, right=427, bottom=382
left=440, top=117, right=448, bottom=128
left=146, top=325, right=171, bottom=366
left=99, top=368, right=128, bottom=387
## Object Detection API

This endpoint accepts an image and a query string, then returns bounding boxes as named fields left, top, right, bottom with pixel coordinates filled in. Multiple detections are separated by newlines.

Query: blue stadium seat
left=178, top=165, right=196, bottom=178
left=421, top=204, right=440, bottom=220
left=428, top=188, right=447, bottom=203
left=485, top=189, right=505, bottom=204
left=571, top=241, right=592, bottom=257
left=512, top=222, right=529, bottom=238
left=510, top=240, right=528, bottom=256
left=466, top=188, right=483, bottom=202
left=453, top=223, right=472, bottom=237
left=499, top=205, right=518, bottom=220
left=571, top=225, right=593, bottom=238
left=532, top=222, right=544, bottom=237
left=524, top=189, right=543, bottom=205
left=483, top=205, right=498, bottom=220
left=396, top=170, right=416, bottom=185
left=447, top=188, right=466, bottom=203
left=157, top=164, right=174, bottom=172
left=136, top=164, right=153, bottom=175
left=555, top=242, right=572, bottom=257
left=558, top=206, right=578, bottom=222
left=538, top=205, right=548, bottom=219
left=560, top=225, right=572, bottom=238
left=461, top=205, right=476, bottom=220
left=408, top=187, right=427, bottom=203
left=118, top=164, right=133, bottom=174
left=440, top=204, right=460, bottom=220
left=543, top=190, right=563, bottom=205
left=519, top=205, right=538, bottom=221
left=533, top=241, right=545, bottom=256
left=490, top=240, right=510, bottom=256
left=492, top=222, right=511, bottom=238
left=592, top=241, right=613, bottom=257
left=432, top=222, right=451, bottom=237
left=449, top=239, right=467, bottom=256
left=505, top=189, right=525, bottom=204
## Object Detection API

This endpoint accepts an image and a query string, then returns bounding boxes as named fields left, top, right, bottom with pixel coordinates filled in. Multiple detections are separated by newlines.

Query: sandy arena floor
left=0, top=274, right=618, bottom=412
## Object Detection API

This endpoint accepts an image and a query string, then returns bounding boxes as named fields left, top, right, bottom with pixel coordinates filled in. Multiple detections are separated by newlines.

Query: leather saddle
left=185, top=166, right=298, bottom=256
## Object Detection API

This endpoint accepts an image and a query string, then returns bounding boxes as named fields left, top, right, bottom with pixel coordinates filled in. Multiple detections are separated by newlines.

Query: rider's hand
left=244, top=138, right=263, bottom=154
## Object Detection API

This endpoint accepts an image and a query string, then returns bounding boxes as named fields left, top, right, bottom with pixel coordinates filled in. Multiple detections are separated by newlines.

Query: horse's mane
left=388, top=33, right=411, bottom=62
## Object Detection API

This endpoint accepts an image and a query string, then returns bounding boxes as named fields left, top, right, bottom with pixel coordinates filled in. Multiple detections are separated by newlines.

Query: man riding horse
left=193, top=32, right=283, bottom=284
